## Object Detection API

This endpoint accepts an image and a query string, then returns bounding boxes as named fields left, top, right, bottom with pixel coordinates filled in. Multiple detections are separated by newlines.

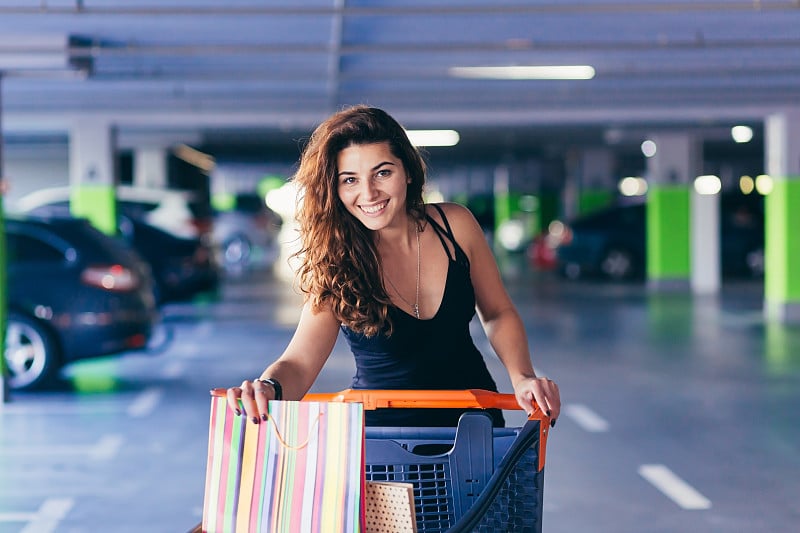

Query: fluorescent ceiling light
left=449, top=65, right=595, bottom=80
left=405, top=130, right=460, bottom=147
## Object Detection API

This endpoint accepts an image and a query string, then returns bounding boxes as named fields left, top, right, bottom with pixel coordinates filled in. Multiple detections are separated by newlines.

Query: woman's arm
left=225, top=299, right=341, bottom=423
left=438, top=203, right=560, bottom=423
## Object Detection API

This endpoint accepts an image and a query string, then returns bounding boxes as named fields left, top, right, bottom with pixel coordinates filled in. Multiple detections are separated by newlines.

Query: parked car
left=14, top=185, right=214, bottom=242
left=3, top=215, right=159, bottom=390
left=213, top=192, right=282, bottom=274
left=118, top=215, right=221, bottom=304
left=532, top=194, right=764, bottom=281
left=12, top=188, right=221, bottom=304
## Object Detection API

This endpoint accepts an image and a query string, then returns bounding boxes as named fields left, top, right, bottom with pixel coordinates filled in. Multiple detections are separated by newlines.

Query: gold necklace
left=384, top=225, right=421, bottom=319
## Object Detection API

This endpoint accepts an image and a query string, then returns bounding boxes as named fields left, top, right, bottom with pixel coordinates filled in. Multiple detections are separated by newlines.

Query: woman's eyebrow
left=337, top=161, right=395, bottom=177
left=371, top=161, right=395, bottom=171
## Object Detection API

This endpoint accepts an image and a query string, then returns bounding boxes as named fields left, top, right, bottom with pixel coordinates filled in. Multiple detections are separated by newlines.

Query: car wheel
left=4, top=312, right=61, bottom=390
left=600, top=248, right=635, bottom=281
left=223, top=234, right=252, bottom=271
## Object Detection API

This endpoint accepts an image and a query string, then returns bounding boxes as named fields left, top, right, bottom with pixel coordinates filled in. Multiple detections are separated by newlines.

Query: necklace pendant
left=413, top=304, right=420, bottom=319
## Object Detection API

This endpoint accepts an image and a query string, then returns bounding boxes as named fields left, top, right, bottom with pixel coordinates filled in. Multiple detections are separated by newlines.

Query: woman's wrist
left=258, top=377, right=283, bottom=400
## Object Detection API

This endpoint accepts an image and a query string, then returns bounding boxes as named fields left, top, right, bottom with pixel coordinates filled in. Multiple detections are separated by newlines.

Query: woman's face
left=336, top=142, right=410, bottom=231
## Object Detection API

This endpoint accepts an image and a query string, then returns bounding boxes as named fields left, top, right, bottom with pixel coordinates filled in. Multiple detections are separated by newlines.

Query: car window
left=234, top=194, right=265, bottom=214
left=5, top=232, right=65, bottom=264
left=119, top=200, right=158, bottom=217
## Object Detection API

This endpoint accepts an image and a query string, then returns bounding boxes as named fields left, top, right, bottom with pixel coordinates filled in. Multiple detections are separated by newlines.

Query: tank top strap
left=426, top=203, right=470, bottom=268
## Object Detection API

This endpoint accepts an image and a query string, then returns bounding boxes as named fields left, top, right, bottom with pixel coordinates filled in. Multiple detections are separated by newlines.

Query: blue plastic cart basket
left=305, top=389, right=551, bottom=533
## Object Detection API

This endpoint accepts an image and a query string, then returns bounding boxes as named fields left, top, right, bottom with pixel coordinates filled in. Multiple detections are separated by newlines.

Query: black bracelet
left=258, top=378, right=283, bottom=401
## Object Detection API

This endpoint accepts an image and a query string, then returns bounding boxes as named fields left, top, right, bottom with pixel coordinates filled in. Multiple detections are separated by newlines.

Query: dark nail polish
left=546, top=410, right=552, bottom=417
left=261, top=414, right=268, bottom=421
left=550, top=419, right=557, bottom=428
left=235, top=409, right=241, bottom=416
left=251, top=416, right=259, bottom=424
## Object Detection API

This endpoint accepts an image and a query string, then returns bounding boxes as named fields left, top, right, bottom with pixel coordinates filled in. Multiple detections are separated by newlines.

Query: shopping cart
left=192, top=388, right=550, bottom=533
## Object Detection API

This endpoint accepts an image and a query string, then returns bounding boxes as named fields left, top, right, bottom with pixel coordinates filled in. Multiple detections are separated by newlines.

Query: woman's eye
left=376, top=169, right=391, bottom=179
left=341, top=176, right=356, bottom=185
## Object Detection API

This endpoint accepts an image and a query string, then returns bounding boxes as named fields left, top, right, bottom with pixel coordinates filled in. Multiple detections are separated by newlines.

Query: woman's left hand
left=514, top=377, right=561, bottom=426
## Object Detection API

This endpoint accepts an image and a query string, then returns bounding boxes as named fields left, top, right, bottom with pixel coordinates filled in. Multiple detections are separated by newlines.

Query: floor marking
left=1, top=434, right=122, bottom=461
left=0, top=402, right=121, bottom=415
left=0, top=511, right=35, bottom=521
left=88, top=434, right=124, bottom=461
left=161, top=360, right=185, bottom=379
left=19, top=498, right=74, bottom=533
left=638, top=464, right=712, bottom=510
left=564, top=403, right=610, bottom=432
left=127, top=387, right=162, bottom=418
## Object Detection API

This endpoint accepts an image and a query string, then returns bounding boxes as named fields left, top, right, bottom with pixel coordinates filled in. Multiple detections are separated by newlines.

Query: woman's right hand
left=226, top=379, right=277, bottom=424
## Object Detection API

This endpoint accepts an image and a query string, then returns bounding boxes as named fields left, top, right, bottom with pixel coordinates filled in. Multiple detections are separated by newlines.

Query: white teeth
left=361, top=201, right=387, bottom=214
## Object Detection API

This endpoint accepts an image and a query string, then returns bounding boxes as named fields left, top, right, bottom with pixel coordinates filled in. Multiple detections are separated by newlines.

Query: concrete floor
left=1, top=264, right=798, bottom=532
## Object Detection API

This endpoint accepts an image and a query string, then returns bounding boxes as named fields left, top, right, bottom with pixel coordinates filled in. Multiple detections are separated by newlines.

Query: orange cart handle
left=211, top=387, right=547, bottom=421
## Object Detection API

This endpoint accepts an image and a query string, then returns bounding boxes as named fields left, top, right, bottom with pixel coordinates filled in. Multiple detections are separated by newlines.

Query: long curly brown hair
left=291, top=105, right=427, bottom=336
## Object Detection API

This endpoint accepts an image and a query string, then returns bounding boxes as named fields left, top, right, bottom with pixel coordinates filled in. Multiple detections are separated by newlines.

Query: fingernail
left=235, top=409, right=241, bottom=416
left=546, top=410, right=552, bottom=417
left=550, top=419, right=557, bottom=428
left=261, top=414, right=268, bottom=421
left=251, top=416, right=259, bottom=424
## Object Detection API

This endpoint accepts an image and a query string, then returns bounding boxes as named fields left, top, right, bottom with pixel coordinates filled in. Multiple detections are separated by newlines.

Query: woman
left=226, top=105, right=560, bottom=427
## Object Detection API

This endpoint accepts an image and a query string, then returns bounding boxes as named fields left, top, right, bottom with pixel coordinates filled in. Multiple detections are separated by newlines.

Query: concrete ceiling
left=1, top=1, right=799, bottom=160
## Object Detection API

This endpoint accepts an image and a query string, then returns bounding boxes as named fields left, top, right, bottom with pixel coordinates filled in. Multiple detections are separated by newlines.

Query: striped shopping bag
left=201, top=395, right=365, bottom=533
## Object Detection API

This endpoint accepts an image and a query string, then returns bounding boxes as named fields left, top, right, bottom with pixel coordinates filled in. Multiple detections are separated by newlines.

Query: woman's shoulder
left=425, top=202, right=481, bottom=230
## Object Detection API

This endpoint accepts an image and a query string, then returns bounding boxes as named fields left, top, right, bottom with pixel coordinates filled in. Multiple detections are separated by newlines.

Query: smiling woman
left=223, top=105, right=560, bottom=430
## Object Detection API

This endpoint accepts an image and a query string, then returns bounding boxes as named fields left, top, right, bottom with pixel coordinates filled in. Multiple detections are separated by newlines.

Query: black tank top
left=340, top=204, right=504, bottom=427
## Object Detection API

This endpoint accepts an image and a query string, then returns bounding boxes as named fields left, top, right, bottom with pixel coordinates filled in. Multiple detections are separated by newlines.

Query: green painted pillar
left=69, top=119, right=118, bottom=235
left=578, top=189, right=614, bottom=215
left=645, top=134, right=700, bottom=290
left=647, top=186, right=691, bottom=284
left=493, top=165, right=512, bottom=232
left=258, top=175, right=286, bottom=199
left=764, top=111, right=800, bottom=322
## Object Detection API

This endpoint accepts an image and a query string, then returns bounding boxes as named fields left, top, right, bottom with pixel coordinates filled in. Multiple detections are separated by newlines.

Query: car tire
left=4, top=312, right=61, bottom=391
left=600, top=247, right=635, bottom=281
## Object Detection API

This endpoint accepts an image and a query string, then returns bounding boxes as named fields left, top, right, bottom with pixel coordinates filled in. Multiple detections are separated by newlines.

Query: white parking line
left=161, top=361, right=185, bottom=379
left=88, top=434, right=124, bottom=461
left=1, top=434, right=123, bottom=461
left=19, top=498, right=74, bottom=533
left=564, top=403, right=610, bottom=432
left=0, top=402, right=121, bottom=415
left=127, top=387, right=162, bottom=418
left=638, top=464, right=712, bottom=510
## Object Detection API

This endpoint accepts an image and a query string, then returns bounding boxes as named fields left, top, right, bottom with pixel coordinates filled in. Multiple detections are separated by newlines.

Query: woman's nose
left=359, top=177, right=378, bottom=198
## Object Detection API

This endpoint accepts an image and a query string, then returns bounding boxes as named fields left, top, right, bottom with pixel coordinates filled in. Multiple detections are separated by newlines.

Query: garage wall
left=3, top=142, right=70, bottom=209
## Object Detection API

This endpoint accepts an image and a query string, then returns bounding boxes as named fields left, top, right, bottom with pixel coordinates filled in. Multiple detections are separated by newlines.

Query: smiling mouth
left=360, top=201, right=388, bottom=214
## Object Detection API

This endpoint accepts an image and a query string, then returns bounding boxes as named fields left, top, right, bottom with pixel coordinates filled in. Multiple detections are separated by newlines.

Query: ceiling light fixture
left=449, top=65, right=595, bottom=80
left=405, top=129, right=460, bottom=147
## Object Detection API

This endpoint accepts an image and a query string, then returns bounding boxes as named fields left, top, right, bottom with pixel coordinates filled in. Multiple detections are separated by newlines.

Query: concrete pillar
left=691, top=188, right=721, bottom=294
left=69, top=119, right=118, bottom=235
left=764, top=109, right=800, bottom=322
left=646, top=133, right=699, bottom=291
left=577, top=148, right=615, bottom=215
left=133, top=147, right=168, bottom=189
